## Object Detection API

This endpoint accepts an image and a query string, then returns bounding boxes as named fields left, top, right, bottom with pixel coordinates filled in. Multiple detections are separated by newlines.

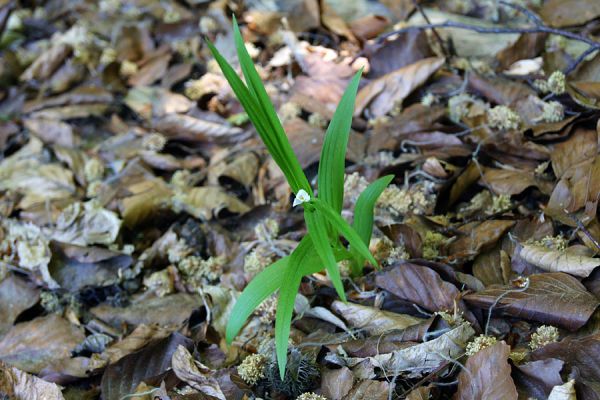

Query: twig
left=376, top=21, right=600, bottom=75
left=412, top=0, right=450, bottom=58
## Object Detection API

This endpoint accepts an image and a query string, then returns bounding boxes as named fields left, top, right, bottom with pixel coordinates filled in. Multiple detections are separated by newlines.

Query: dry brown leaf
left=0, top=314, right=85, bottom=374
left=540, top=0, right=600, bottom=27
left=520, top=244, right=600, bottom=277
left=153, top=113, right=247, bottom=144
left=0, top=361, right=65, bottom=400
left=355, top=57, right=444, bottom=117
left=124, top=86, right=191, bottom=120
left=23, top=118, right=76, bottom=148
left=120, top=178, right=173, bottom=227
left=20, top=43, right=71, bottom=82
left=454, top=341, right=518, bottom=400
left=321, top=367, right=354, bottom=400
left=172, top=186, right=250, bottom=220
left=171, top=345, right=226, bottom=400
left=368, top=323, right=475, bottom=375
left=0, top=274, right=40, bottom=335
left=464, top=273, right=599, bottom=330
left=331, top=300, right=423, bottom=335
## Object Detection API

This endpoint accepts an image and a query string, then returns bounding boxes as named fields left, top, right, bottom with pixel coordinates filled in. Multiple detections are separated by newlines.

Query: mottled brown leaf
left=464, top=273, right=599, bottom=330
left=454, top=341, right=517, bottom=400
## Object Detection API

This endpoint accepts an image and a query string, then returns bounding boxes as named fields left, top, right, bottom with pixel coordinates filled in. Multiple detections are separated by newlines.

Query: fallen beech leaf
left=321, top=367, right=353, bottom=400
left=464, top=273, right=599, bottom=330
left=532, top=333, right=600, bottom=398
left=171, top=345, right=226, bottom=400
left=454, top=341, right=517, bottom=400
left=90, top=293, right=200, bottom=329
left=23, top=118, right=76, bottom=148
left=101, top=332, right=193, bottom=400
left=19, top=42, right=71, bottom=82
left=519, top=244, right=600, bottom=277
left=0, top=361, right=65, bottom=400
left=0, top=274, right=40, bottom=335
left=448, top=220, right=516, bottom=259
left=343, top=379, right=393, bottom=400
left=153, top=113, right=247, bottom=144
left=331, top=300, right=423, bottom=335
left=355, top=57, right=444, bottom=117
left=483, top=168, right=552, bottom=196
left=368, top=323, right=474, bottom=375
left=124, top=86, right=191, bottom=120
left=375, top=263, right=477, bottom=327
left=0, top=314, right=85, bottom=373
left=513, top=358, right=564, bottom=400
left=172, top=186, right=250, bottom=220
left=540, top=0, right=600, bottom=27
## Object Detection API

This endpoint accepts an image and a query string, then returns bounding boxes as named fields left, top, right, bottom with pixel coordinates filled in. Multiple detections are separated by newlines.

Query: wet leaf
left=454, top=341, right=517, bottom=400
left=464, top=273, right=599, bottom=330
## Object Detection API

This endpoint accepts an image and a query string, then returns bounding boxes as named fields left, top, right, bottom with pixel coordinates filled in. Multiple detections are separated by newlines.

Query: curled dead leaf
left=520, top=243, right=600, bottom=277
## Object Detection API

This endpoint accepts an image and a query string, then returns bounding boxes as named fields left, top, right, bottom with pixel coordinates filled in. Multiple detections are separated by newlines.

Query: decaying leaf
left=171, top=345, right=226, bottom=400
left=0, top=314, right=85, bottom=374
left=0, top=361, right=65, bottom=400
left=355, top=57, right=444, bottom=117
left=172, top=186, right=250, bottom=220
left=331, top=300, right=424, bottom=335
left=465, top=273, right=599, bottom=330
left=454, top=341, right=518, bottom=400
left=520, top=243, right=600, bottom=277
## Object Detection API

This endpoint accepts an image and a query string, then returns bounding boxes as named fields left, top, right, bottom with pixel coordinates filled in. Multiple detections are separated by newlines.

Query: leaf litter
left=1, top=0, right=600, bottom=399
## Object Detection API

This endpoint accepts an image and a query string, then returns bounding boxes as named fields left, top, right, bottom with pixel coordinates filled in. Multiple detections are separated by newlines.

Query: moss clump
left=529, top=325, right=559, bottom=350
left=297, top=393, right=328, bottom=400
left=238, top=353, right=267, bottom=386
left=465, top=335, right=497, bottom=356
left=422, top=231, right=448, bottom=260
left=487, top=105, right=521, bottom=131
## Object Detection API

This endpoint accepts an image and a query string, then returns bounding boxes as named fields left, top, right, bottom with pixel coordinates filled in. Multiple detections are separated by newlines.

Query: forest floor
left=1, top=0, right=600, bottom=399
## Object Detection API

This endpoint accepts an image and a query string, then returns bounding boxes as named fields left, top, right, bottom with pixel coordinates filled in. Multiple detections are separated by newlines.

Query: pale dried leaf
left=331, top=300, right=423, bottom=335
left=0, top=361, right=65, bottom=400
left=171, top=345, right=226, bottom=400
left=520, top=244, right=600, bottom=277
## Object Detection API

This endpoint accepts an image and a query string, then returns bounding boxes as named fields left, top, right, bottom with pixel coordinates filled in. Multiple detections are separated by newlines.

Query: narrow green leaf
left=304, top=208, right=346, bottom=302
left=350, top=175, right=394, bottom=275
left=318, top=70, right=362, bottom=214
left=310, top=198, right=378, bottom=267
left=275, top=235, right=315, bottom=379
left=231, top=17, right=311, bottom=195
left=225, top=256, right=287, bottom=343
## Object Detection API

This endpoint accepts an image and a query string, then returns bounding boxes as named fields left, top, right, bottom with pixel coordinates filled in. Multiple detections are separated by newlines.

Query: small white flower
left=293, top=189, right=310, bottom=207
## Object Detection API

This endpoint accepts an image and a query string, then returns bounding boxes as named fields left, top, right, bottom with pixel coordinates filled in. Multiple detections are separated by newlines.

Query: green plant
left=206, top=17, right=393, bottom=378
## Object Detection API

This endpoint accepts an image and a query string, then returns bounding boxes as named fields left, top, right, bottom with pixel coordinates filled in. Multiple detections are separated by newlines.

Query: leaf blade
left=304, top=208, right=347, bottom=302
left=225, top=257, right=287, bottom=343
left=317, top=70, right=362, bottom=214
left=311, top=198, right=378, bottom=267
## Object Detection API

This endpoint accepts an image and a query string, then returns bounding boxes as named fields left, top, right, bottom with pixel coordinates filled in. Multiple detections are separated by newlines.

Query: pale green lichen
left=540, top=101, right=564, bottom=123
left=465, top=335, right=497, bottom=356
left=488, top=194, right=512, bottom=214
left=448, top=93, right=489, bottom=123
left=422, top=231, right=448, bottom=260
left=297, top=393, right=328, bottom=400
left=435, top=310, right=465, bottom=327
left=244, top=247, right=273, bottom=276
left=421, top=92, right=439, bottom=107
left=143, top=268, right=174, bottom=297
left=84, top=158, right=104, bottom=182
left=279, top=102, right=302, bottom=122
left=119, top=60, right=138, bottom=77
left=547, top=71, right=566, bottom=95
left=529, top=235, right=568, bottom=251
left=178, top=255, right=224, bottom=283
left=167, top=238, right=192, bottom=264
left=255, top=218, right=279, bottom=242
left=142, top=133, right=167, bottom=152
left=308, top=113, right=328, bottom=129
left=170, top=170, right=192, bottom=189
left=530, top=325, right=559, bottom=350
left=238, top=354, right=267, bottom=385
left=377, top=184, right=433, bottom=216
left=487, top=105, right=521, bottom=131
